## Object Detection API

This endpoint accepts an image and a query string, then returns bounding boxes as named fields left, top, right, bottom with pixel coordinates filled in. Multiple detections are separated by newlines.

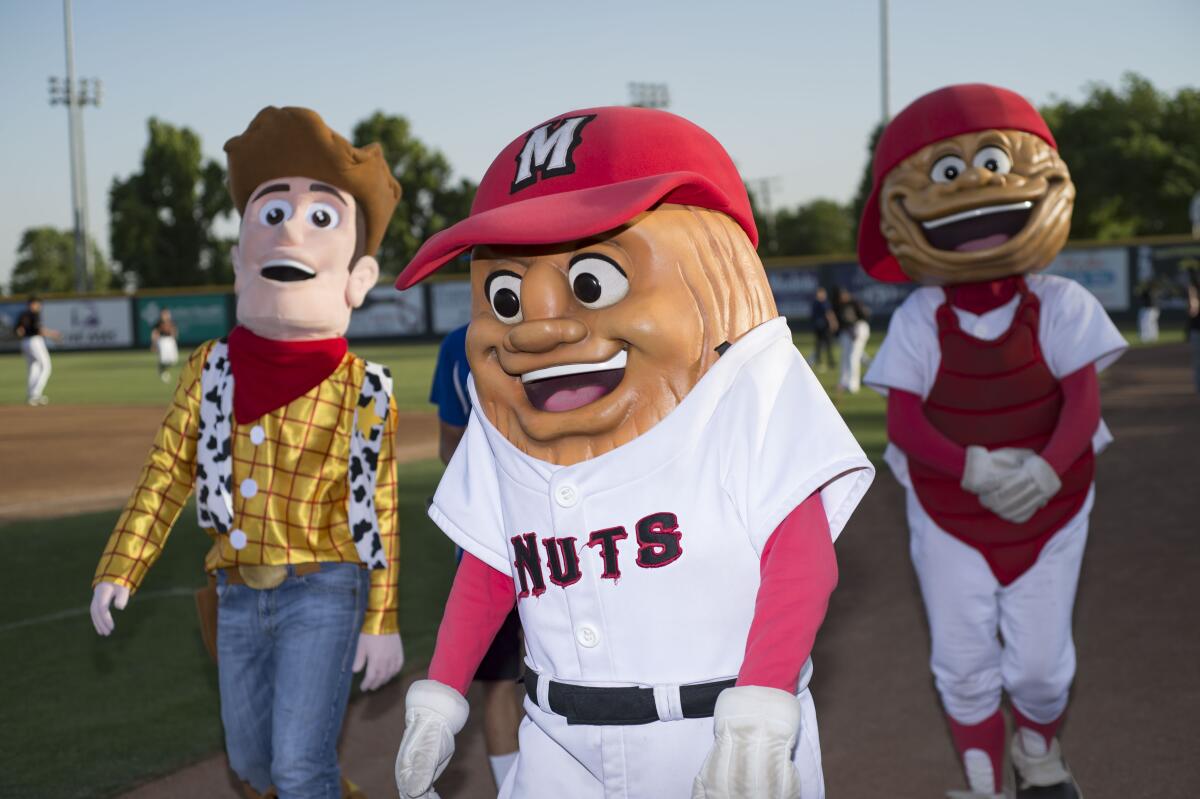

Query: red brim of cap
left=394, top=172, right=736, bottom=289
left=856, top=184, right=910, bottom=283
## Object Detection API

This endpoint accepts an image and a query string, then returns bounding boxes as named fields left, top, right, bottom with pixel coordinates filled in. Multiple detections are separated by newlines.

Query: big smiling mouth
left=260, top=259, right=317, bottom=282
left=521, top=351, right=627, bottom=413
left=920, top=201, right=1034, bottom=252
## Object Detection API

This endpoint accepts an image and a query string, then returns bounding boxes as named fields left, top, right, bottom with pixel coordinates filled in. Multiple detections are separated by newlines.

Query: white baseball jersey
left=430, top=316, right=873, bottom=796
left=864, top=273, right=1127, bottom=489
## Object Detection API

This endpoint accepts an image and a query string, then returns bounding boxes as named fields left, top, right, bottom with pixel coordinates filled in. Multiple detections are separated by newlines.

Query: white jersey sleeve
left=427, top=412, right=512, bottom=575
left=863, top=288, right=941, bottom=398
left=720, top=335, right=874, bottom=551
left=1032, top=274, right=1128, bottom=378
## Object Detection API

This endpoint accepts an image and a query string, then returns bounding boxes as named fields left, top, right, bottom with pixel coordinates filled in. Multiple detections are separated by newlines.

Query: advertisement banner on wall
left=1046, top=247, right=1129, bottom=311
left=766, top=267, right=822, bottom=320
left=430, top=281, right=472, bottom=334
left=135, top=294, right=232, bottom=347
left=0, top=302, right=29, bottom=353
left=41, top=298, right=134, bottom=350
left=346, top=286, right=426, bottom=339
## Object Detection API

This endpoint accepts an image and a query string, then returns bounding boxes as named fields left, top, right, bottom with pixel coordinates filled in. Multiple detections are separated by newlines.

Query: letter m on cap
left=511, top=115, right=595, bottom=193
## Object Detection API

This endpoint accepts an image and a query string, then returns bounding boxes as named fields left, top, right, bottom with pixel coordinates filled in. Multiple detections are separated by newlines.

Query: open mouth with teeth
left=920, top=200, right=1034, bottom=252
left=260, top=260, right=317, bottom=282
left=521, top=351, right=627, bottom=413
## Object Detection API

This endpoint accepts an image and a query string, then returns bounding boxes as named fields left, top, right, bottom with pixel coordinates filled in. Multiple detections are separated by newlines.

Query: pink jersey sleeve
left=1040, top=363, right=1100, bottom=476
left=427, top=552, right=517, bottom=696
left=887, top=388, right=968, bottom=479
left=736, top=492, right=839, bottom=691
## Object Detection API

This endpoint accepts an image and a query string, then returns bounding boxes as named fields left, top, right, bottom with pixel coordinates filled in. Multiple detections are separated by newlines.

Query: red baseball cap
left=857, top=84, right=1057, bottom=283
left=395, top=106, right=756, bottom=289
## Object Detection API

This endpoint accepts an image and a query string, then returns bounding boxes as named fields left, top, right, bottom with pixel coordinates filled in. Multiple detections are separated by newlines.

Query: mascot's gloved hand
left=960, top=446, right=1034, bottom=495
left=90, top=581, right=131, bottom=636
left=980, top=453, right=1062, bottom=524
left=692, top=686, right=803, bottom=799
left=395, top=679, right=469, bottom=799
left=354, top=632, right=405, bottom=691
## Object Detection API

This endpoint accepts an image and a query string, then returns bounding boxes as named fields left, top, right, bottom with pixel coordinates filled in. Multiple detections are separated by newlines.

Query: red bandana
left=227, top=326, right=348, bottom=424
left=948, top=276, right=1021, bottom=315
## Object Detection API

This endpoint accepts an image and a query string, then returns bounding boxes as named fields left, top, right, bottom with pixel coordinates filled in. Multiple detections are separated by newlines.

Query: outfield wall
left=2, top=238, right=1196, bottom=352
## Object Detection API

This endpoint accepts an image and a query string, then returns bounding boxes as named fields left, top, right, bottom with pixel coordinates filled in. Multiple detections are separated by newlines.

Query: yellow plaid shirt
left=92, top=340, right=400, bottom=635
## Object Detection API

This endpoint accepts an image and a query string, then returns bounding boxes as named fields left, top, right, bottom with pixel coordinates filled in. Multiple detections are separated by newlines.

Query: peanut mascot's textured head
left=225, top=106, right=401, bottom=340
left=396, top=107, right=776, bottom=466
left=858, top=84, right=1074, bottom=286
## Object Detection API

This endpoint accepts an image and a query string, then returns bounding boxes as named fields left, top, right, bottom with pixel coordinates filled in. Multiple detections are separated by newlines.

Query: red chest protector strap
left=908, top=279, right=1094, bottom=584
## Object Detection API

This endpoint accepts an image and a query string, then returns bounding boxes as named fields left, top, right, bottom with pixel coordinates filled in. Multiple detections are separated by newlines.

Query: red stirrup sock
left=947, top=709, right=1005, bottom=794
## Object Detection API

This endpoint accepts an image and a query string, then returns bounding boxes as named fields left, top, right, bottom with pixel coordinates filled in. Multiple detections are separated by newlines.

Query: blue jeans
left=216, top=563, right=367, bottom=799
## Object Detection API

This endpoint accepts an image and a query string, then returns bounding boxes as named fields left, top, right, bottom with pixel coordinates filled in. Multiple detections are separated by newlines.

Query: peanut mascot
left=90, top=107, right=406, bottom=799
left=859, top=84, right=1127, bottom=799
left=390, top=107, right=875, bottom=798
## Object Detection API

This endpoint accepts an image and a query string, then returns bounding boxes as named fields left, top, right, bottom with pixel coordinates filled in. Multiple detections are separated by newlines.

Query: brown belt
left=215, top=562, right=323, bottom=590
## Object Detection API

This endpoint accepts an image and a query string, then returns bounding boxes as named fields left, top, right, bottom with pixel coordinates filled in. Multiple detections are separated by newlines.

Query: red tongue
left=955, top=233, right=1010, bottom=252
left=543, top=384, right=609, bottom=412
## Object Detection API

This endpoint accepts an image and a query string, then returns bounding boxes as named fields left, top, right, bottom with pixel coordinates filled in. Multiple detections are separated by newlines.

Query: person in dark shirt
left=809, top=286, right=838, bottom=371
left=150, top=307, right=180, bottom=382
left=14, top=296, right=61, bottom=405
left=1188, top=270, right=1200, bottom=393
left=835, top=288, right=871, bottom=393
left=428, top=322, right=524, bottom=789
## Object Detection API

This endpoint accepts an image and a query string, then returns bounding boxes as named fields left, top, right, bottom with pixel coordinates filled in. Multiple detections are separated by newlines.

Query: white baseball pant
left=22, top=335, right=52, bottom=401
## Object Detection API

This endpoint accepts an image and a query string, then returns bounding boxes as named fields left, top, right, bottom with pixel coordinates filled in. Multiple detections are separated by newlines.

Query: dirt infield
left=0, top=407, right=439, bottom=522
left=30, top=343, right=1200, bottom=797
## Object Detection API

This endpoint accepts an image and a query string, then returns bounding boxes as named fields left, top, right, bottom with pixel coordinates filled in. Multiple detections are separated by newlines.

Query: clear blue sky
left=1, top=0, right=1197, bottom=288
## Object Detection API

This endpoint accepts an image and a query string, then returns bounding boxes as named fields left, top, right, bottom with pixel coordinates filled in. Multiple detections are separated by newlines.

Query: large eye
left=485, top=270, right=523, bottom=324
left=930, top=155, right=967, bottom=184
left=972, top=146, right=1012, bottom=174
left=306, top=202, right=340, bottom=229
left=259, top=199, right=293, bottom=226
left=568, top=254, right=629, bottom=310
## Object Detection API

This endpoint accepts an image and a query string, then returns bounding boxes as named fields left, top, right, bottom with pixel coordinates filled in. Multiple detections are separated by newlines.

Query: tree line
left=8, top=73, right=1198, bottom=294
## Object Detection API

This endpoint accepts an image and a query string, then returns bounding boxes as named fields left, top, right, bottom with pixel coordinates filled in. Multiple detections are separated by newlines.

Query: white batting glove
left=692, top=686, right=803, bottom=799
left=395, top=679, right=469, bottom=799
left=90, top=581, right=131, bottom=636
left=960, top=446, right=1034, bottom=495
left=353, top=632, right=405, bottom=691
left=980, top=453, right=1062, bottom=524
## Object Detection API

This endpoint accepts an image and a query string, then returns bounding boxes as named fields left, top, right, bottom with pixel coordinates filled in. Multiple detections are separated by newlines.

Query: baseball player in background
left=391, top=106, right=874, bottom=798
left=858, top=85, right=1127, bottom=799
left=14, top=296, right=61, bottom=405
left=429, top=321, right=525, bottom=789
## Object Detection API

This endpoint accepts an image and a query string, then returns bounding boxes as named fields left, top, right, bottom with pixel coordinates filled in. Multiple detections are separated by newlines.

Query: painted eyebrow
left=310, top=183, right=348, bottom=205
left=252, top=183, right=290, bottom=202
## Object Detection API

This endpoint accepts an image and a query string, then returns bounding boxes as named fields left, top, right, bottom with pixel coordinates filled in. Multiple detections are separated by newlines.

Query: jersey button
left=555, top=484, right=579, bottom=508
left=240, top=478, right=258, bottom=499
left=229, top=529, right=248, bottom=550
left=576, top=624, right=600, bottom=648
left=249, top=425, right=266, bottom=446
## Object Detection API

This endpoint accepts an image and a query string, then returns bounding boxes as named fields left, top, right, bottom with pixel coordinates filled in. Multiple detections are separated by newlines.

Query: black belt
left=524, top=668, right=736, bottom=726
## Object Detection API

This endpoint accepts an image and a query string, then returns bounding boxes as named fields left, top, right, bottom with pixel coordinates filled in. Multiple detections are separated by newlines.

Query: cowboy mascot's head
left=396, top=107, right=777, bottom=466
left=225, top=106, right=401, bottom=340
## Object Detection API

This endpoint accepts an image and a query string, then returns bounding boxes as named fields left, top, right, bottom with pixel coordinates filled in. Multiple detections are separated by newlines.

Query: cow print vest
left=196, top=339, right=392, bottom=570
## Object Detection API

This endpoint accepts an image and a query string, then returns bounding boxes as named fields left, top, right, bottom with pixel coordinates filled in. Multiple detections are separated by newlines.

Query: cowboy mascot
left=859, top=84, right=1127, bottom=799
left=90, top=107, right=405, bottom=799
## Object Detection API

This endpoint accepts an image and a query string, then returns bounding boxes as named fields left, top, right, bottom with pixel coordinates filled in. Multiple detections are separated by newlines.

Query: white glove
left=960, top=446, right=1034, bottom=495
left=353, top=632, right=405, bottom=691
left=90, top=581, right=131, bottom=636
left=979, top=453, right=1062, bottom=524
left=395, top=679, right=469, bottom=799
left=692, top=686, right=803, bottom=799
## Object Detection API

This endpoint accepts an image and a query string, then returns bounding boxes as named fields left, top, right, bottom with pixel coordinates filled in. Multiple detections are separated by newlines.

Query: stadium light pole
left=48, top=0, right=102, bottom=293
left=880, top=0, right=891, bottom=122
left=628, top=82, right=671, bottom=110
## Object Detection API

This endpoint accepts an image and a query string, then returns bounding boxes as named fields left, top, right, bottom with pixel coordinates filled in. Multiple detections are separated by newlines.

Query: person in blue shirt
left=429, top=322, right=524, bottom=788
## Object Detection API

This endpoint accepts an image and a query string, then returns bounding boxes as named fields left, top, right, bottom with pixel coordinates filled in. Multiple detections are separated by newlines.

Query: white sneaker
left=1011, top=736, right=1080, bottom=798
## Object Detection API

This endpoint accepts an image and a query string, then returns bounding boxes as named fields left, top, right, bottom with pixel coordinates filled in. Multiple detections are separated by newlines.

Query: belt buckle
left=239, top=564, right=288, bottom=590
